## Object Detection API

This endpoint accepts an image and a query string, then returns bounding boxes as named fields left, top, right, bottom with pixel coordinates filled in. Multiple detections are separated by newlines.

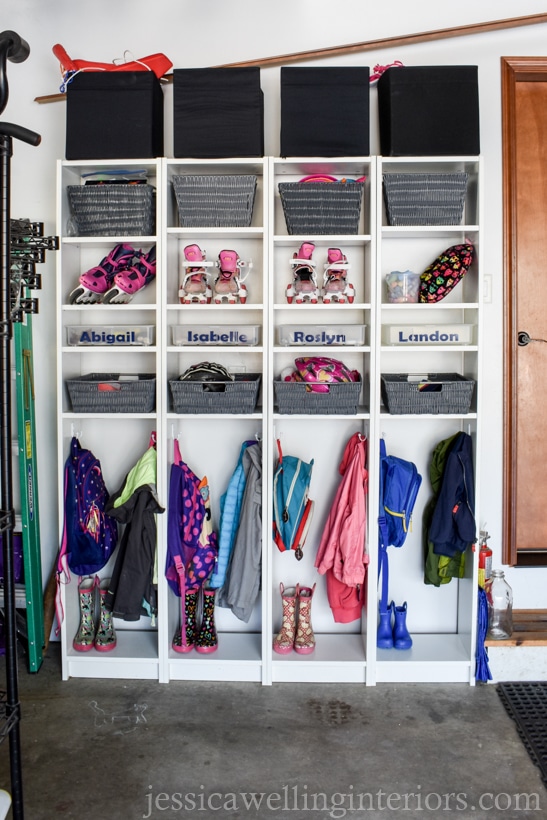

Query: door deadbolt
left=518, top=331, right=547, bottom=346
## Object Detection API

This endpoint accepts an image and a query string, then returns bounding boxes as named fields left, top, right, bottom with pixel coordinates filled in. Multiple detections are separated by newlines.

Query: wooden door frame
left=502, top=56, right=547, bottom=566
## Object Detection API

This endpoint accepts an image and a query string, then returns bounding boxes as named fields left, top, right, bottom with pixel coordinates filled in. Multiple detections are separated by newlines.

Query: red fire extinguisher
left=478, top=530, right=492, bottom=588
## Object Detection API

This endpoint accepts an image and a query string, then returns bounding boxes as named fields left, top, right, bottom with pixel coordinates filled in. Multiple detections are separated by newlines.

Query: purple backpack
left=59, top=437, right=118, bottom=577
left=165, top=439, right=218, bottom=596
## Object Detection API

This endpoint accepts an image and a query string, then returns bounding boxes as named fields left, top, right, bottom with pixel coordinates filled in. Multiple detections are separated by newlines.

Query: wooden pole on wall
left=35, top=12, right=547, bottom=104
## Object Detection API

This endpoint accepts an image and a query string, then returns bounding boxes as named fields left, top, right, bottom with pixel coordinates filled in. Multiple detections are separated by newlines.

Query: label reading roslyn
left=291, top=331, right=347, bottom=344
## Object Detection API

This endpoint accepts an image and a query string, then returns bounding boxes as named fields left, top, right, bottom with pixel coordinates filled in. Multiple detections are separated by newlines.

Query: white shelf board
left=375, top=634, right=472, bottom=683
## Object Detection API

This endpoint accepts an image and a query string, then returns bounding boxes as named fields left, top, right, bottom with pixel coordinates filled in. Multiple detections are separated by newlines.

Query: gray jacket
left=217, top=441, right=262, bottom=622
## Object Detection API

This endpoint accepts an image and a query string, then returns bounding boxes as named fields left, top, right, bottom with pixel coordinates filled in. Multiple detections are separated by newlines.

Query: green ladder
left=12, top=316, right=44, bottom=673
left=8, top=220, right=58, bottom=673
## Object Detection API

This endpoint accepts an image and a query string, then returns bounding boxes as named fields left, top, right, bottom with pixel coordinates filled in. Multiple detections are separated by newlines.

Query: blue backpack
left=378, top=439, right=422, bottom=609
left=59, top=437, right=118, bottom=577
left=273, top=439, right=314, bottom=561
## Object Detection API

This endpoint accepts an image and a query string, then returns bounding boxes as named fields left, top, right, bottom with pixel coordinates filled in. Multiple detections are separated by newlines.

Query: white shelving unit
left=373, top=156, right=483, bottom=685
left=56, top=158, right=163, bottom=681
left=268, top=157, right=375, bottom=684
left=56, top=155, right=482, bottom=685
left=162, top=158, right=268, bottom=684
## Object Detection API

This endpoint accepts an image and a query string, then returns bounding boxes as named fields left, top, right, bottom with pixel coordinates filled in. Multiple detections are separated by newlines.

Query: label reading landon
left=383, top=325, right=473, bottom=346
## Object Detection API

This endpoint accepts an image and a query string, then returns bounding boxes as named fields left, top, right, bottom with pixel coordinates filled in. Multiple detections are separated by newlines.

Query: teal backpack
left=273, top=439, right=314, bottom=561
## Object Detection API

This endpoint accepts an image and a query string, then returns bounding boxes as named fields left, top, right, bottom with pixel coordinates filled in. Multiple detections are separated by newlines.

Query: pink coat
left=314, top=432, right=368, bottom=623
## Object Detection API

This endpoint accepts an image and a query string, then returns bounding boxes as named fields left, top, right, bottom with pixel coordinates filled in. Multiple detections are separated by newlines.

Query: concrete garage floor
left=0, top=644, right=544, bottom=820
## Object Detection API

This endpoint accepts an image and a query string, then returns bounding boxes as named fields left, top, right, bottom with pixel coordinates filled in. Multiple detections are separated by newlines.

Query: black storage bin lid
left=173, top=67, right=264, bottom=158
left=65, top=71, right=164, bottom=160
left=377, top=65, right=480, bottom=156
left=280, top=66, right=370, bottom=157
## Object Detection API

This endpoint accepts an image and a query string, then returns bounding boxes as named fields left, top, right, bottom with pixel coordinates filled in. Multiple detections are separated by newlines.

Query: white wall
left=2, top=1, right=547, bottom=609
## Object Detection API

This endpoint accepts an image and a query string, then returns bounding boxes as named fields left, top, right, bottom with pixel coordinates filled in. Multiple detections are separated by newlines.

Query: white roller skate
left=213, top=249, right=250, bottom=304
left=69, top=243, right=135, bottom=304
left=286, top=242, right=320, bottom=304
left=322, top=248, right=355, bottom=304
left=179, top=244, right=213, bottom=304
left=102, top=245, right=156, bottom=304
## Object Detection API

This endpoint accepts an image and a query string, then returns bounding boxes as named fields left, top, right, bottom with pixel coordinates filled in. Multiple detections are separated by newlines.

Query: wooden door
left=503, top=57, right=547, bottom=565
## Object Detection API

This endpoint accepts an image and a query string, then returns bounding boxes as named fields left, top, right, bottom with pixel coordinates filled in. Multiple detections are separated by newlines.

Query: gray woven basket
left=278, top=181, right=364, bottom=235
left=172, top=174, right=257, bottom=227
left=66, top=374, right=156, bottom=413
left=274, top=379, right=361, bottom=415
left=169, top=373, right=261, bottom=414
left=381, top=373, right=475, bottom=415
left=67, top=185, right=156, bottom=236
left=383, top=173, right=468, bottom=226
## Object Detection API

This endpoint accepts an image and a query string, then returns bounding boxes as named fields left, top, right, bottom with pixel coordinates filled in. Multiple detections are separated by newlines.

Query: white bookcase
left=56, top=155, right=482, bottom=685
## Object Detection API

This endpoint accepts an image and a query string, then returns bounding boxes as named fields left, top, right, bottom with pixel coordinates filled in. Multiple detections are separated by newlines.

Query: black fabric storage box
left=66, top=72, right=164, bottom=160
left=280, top=67, right=370, bottom=157
left=377, top=66, right=480, bottom=156
left=173, top=68, right=264, bottom=158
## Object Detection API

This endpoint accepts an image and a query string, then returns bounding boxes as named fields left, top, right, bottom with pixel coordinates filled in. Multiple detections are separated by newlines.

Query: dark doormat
left=497, top=682, right=547, bottom=786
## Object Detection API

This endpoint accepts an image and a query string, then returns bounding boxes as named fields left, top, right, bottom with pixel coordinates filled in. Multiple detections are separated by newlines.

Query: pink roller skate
left=69, top=243, right=135, bottom=304
left=213, top=250, right=249, bottom=304
left=102, top=245, right=156, bottom=304
left=286, top=242, right=319, bottom=304
left=322, top=248, right=355, bottom=304
left=179, top=244, right=213, bottom=304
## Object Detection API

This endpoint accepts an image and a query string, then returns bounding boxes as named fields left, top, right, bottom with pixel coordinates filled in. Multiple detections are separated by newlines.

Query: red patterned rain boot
left=273, top=583, right=298, bottom=655
left=294, top=583, right=316, bottom=655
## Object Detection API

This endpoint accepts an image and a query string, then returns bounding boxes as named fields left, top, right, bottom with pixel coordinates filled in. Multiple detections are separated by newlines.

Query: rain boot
left=294, top=583, right=316, bottom=655
left=195, top=588, right=218, bottom=654
left=393, top=601, right=412, bottom=650
left=273, top=583, right=298, bottom=654
left=377, top=601, right=394, bottom=649
left=172, top=589, right=199, bottom=654
left=95, top=578, right=117, bottom=652
left=73, top=576, right=97, bottom=652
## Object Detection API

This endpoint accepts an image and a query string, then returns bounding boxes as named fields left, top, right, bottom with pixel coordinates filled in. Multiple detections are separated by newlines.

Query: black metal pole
left=0, top=129, right=24, bottom=820
left=0, top=30, right=41, bottom=820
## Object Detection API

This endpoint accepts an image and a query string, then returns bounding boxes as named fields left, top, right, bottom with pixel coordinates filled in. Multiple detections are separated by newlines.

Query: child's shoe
left=102, top=245, right=156, bottom=304
left=286, top=242, right=319, bottom=304
left=69, top=243, right=135, bottom=304
left=213, top=249, right=249, bottom=304
left=179, top=244, right=213, bottom=304
left=322, top=248, right=355, bottom=304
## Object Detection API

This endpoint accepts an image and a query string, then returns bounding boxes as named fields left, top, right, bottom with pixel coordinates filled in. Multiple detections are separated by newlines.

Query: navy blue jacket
left=429, top=432, right=476, bottom=557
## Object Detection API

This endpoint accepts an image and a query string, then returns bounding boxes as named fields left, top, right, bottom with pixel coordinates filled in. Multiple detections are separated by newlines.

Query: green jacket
left=423, top=433, right=466, bottom=586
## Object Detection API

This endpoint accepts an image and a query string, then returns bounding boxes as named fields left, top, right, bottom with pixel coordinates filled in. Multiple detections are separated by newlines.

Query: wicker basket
left=172, top=175, right=257, bottom=227
left=383, top=173, right=468, bottom=226
left=278, top=181, right=364, bottom=235
left=66, top=374, right=156, bottom=413
left=169, top=373, right=261, bottom=414
left=274, top=378, right=361, bottom=415
left=381, top=373, right=475, bottom=415
left=67, top=184, right=156, bottom=236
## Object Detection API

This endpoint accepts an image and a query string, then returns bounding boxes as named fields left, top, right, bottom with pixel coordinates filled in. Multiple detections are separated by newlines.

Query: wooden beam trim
left=36, top=12, right=547, bottom=104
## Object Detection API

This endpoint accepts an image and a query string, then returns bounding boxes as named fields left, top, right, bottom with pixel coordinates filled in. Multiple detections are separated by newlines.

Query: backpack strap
left=173, top=554, right=188, bottom=650
left=55, top=463, right=73, bottom=635
left=377, top=438, right=390, bottom=612
left=292, top=498, right=314, bottom=561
